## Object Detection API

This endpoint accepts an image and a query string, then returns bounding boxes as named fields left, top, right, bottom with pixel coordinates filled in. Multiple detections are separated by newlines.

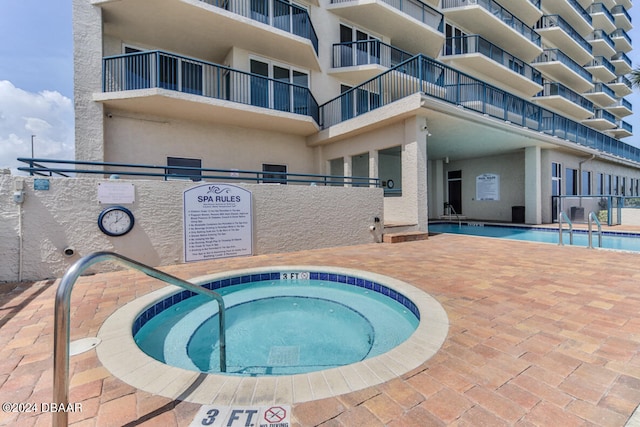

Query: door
left=447, top=170, right=462, bottom=214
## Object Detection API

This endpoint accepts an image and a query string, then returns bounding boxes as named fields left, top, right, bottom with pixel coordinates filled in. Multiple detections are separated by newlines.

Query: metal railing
left=589, top=29, right=616, bottom=51
left=53, top=252, right=227, bottom=427
left=103, top=51, right=319, bottom=124
left=535, top=82, right=593, bottom=112
left=441, top=0, right=541, bottom=46
left=587, top=82, right=616, bottom=99
left=332, top=40, right=414, bottom=69
left=442, top=35, right=542, bottom=84
left=536, top=15, right=592, bottom=55
left=610, top=28, right=632, bottom=46
left=611, top=51, right=632, bottom=68
left=198, top=0, right=318, bottom=53
left=588, top=211, right=603, bottom=248
left=17, top=158, right=382, bottom=187
left=586, top=56, right=615, bottom=75
left=330, top=0, right=444, bottom=32
left=591, top=109, right=617, bottom=124
left=567, top=0, right=592, bottom=26
left=317, top=54, right=640, bottom=164
left=587, top=3, right=615, bottom=26
left=558, top=211, right=574, bottom=245
left=611, top=5, right=632, bottom=24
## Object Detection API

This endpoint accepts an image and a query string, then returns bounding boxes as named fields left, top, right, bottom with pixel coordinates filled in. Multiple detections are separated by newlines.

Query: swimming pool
left=134, top=276, right=419, bottom=375
left=96, top=266, right=449, bottom=405
left=429, top=222, right=640, bottom=252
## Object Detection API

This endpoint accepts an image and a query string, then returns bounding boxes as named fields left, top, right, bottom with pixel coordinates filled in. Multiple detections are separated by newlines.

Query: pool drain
left=70, top=337, right=101, bottom=356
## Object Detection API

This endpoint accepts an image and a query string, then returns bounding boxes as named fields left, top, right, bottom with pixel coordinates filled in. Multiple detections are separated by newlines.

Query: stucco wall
left=0, top=174, right=383, bottom=282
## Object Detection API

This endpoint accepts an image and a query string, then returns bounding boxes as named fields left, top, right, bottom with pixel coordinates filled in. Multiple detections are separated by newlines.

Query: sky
left=0, top=1, right=640, bottom=173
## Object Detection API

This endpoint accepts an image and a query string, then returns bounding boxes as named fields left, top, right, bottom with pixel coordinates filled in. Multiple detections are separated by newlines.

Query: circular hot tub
left=97, top=266, right=448, bottom=405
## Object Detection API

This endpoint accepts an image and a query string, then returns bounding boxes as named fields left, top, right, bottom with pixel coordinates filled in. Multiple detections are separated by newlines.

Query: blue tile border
left=132, top=271, right=421, bottom=335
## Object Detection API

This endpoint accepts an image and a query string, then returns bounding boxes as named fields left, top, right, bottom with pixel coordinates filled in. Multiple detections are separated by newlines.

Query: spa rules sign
left=183, top=184, right=253, bottom=262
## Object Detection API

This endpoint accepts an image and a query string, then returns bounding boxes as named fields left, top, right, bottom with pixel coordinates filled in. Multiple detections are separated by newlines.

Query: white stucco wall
left=0, top=174, right=383, bottom=282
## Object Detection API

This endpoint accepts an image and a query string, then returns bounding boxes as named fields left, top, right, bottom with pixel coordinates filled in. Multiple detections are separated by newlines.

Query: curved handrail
left=53, top=252, right=226, bottom=427
left=558, top=211, right=573, bottom=245
left=588, top=211, right=603, bottom=248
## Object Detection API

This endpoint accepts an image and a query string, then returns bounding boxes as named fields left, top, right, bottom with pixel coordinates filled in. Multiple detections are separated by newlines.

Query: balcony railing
left=535, top=82, right=593, bottom=112
left=532, top=49, right=592, bottom=82
left=528, top=0, right=541, bottom=8
left=330, top=0, right=444, bottom=32
left=442, top=0, right=541, bottom=46
left=619, top=120, right=633, bottom=133
left=610, top=28, right=632, bottom=45
left=586, top=56, right=615, bottom=74
left=611, top=75, right=632, bottom=90
left=610, top=98, right=633, bottom=111
left=442, top=35, right=542, bottom=84
left=588, top=82, right=616, bottom=98
left=567, top=0, right=592, bottom=26
left=588, top=3, right=616, bottom=25
left=589, top=29, right=616, bottom=51
left=102, top=51, right=319, bottom=123
left=536, top=15, right=592, bottom=55
left=592, top=109, right=617, bottom=124
left=611, top=51, right=632, bottom=67
left=318, top=54, right=640, bottom=163
left=332, top=40, right=414, bottom=68
left=199, top=0, right=318, bottom=54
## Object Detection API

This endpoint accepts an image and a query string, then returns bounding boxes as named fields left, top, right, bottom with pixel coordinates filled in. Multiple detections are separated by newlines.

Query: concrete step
left=382, top=231, right=429, bottom=243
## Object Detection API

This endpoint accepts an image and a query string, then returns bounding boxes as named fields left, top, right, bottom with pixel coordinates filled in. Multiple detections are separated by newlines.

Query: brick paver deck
left=2, top=233, right=640, bottom=426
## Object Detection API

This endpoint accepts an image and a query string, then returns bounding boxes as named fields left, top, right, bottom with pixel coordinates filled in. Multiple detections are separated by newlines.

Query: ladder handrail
left=558, top=211, right=573, bottom=245
left=445, top=202, right=462, bottom=227
left=53, top=252, right=226, bottom=427
left=588, top=211, right=603, bottom=248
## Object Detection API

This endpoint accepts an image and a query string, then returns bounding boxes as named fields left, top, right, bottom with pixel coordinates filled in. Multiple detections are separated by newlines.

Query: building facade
left=74, top=0, right=637, bottom=230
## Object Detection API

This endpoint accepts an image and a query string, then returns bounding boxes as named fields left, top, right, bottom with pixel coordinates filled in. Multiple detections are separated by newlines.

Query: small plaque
left=34, top=179, right=50, bottom=191
left=97, top=182, right=135, bottom=204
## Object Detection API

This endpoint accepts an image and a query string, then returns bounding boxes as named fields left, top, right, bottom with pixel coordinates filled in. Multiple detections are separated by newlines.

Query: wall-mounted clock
left=98, top=206, right=135, bottom=236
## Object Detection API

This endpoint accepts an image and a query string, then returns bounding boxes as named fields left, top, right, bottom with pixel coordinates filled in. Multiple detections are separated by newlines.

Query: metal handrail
left=53, top=252, right=226, bottom=427
left=588, top=211, right=603, bottom=248
left=444, top=202, right=462, bottom=227
left=558, top=211, right=573, bottom=245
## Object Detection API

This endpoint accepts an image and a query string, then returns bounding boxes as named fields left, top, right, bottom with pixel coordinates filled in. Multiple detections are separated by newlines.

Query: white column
left=525, top=146, right=542, bottom=224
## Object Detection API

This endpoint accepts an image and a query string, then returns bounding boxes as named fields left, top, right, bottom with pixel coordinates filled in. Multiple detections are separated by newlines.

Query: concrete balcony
left=584, top=82, right=617, bottom=108
left=616, top=0, right=632, bottom=11
left=605, top=98, right=633, bottom=118
left=582, top=109, right=618, bottom=131
left=611, top=5, right=632, bottom=31
left=610, top=52, right=633, bottom=75
left=329, top=40, right=415, bottom=85
left=607, top=120, right=633, bottom=139
left=439, top=35, right=543, bottom=97
left=532, top=49, right=594, bottom=93
left=541, top=0, right=593, bottom=37
left=535, top=15, right=593, bottom=65
left=99, top=0, right=320, bottom=71
left=584, top=56, right=616, bottom=83
left=328, top=0, right=445, bottom=58
left=441, top=0, right=542, bottom=62
left=533, top=82, right=594, bottom=120
left=587, top=3, right=617, bottom=34
left=607, top=75, right=633, bottom=97
left=587, top=29, right=617, bottom=58
left=98, top=51, right=319, bottom=135
left=610, top=28, right=633, bottom=53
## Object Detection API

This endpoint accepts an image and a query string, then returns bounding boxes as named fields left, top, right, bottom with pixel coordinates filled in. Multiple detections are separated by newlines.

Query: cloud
left=0, top=80, right=74, bottom=174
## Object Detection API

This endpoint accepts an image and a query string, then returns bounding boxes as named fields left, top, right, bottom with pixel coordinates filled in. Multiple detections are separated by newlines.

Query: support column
left=369, top=149, right=378, bottom=188
left=344, top=155, right=352, bottom=187
left=432, top=159, right=444, bottom=218
left=525, top=146, right=542, bottom=224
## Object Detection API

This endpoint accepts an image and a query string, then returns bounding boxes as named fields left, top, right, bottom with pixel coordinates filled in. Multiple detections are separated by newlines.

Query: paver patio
left=2, top=232, right=640, bottom=426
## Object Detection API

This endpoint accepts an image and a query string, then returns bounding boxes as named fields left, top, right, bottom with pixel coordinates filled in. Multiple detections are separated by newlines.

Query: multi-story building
left=74, top=0, right=637, bottom=230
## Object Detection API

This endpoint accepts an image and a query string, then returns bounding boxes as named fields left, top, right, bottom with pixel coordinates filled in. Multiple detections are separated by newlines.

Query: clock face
left=98, top=207, right=134, bottom=236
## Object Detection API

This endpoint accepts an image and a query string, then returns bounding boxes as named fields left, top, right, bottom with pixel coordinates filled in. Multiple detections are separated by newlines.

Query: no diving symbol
left=264, top=406, right=286, bottom=423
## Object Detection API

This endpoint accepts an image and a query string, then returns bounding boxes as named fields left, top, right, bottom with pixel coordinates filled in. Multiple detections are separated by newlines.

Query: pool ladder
left=558, top=211, right=603, bottom=248
left=52, top=252, right=227, bottom=427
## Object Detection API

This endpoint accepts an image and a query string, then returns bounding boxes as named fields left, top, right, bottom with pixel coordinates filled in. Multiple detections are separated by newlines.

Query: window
left=379, top=146, right=402, bottom=196
left=605, top=174, right=611, bottom=195
left=613, top=175, right=620, bottom=195
left=262, top=164, right=287, bottom=184
left=565, top=168, right=578, bottom=196
left=596, top=173, right=603, bottom=195
left=250, top=58, right=309, bottom=114
left=166, top=157, right=202, bottom=181
left=352, top=153, right=370, bottom=187
left=581, top=171, right=591, bottom=195
left=339, top=24, right=380, bottom=67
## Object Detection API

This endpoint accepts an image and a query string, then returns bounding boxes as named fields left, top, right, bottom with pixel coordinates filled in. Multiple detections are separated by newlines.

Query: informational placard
left=183, top=183, right=252, bottom=262
left=189, top=405, right=290, bottom=427
left=476, top=173, right=500, bottom=201
left=97, top=182, right=135, bottom=204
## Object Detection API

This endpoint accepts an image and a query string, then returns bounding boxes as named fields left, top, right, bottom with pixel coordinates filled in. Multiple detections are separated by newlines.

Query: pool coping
left=96, top=265, right=449, bottom=406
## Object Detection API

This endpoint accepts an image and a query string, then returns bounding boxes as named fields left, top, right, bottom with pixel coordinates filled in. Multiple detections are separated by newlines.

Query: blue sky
left=0, top=1, right=639, bottom=171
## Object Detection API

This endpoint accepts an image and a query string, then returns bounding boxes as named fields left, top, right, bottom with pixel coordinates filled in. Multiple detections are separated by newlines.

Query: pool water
left=429, top=222, right=640, bottom=252
left=135, top=279, right=419, bottom=375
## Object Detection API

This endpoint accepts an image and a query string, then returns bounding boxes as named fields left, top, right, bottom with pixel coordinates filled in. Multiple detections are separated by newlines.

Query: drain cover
left=268, top=346, right=300, bottom=366
left=70, top=337, right=101, bottom=356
